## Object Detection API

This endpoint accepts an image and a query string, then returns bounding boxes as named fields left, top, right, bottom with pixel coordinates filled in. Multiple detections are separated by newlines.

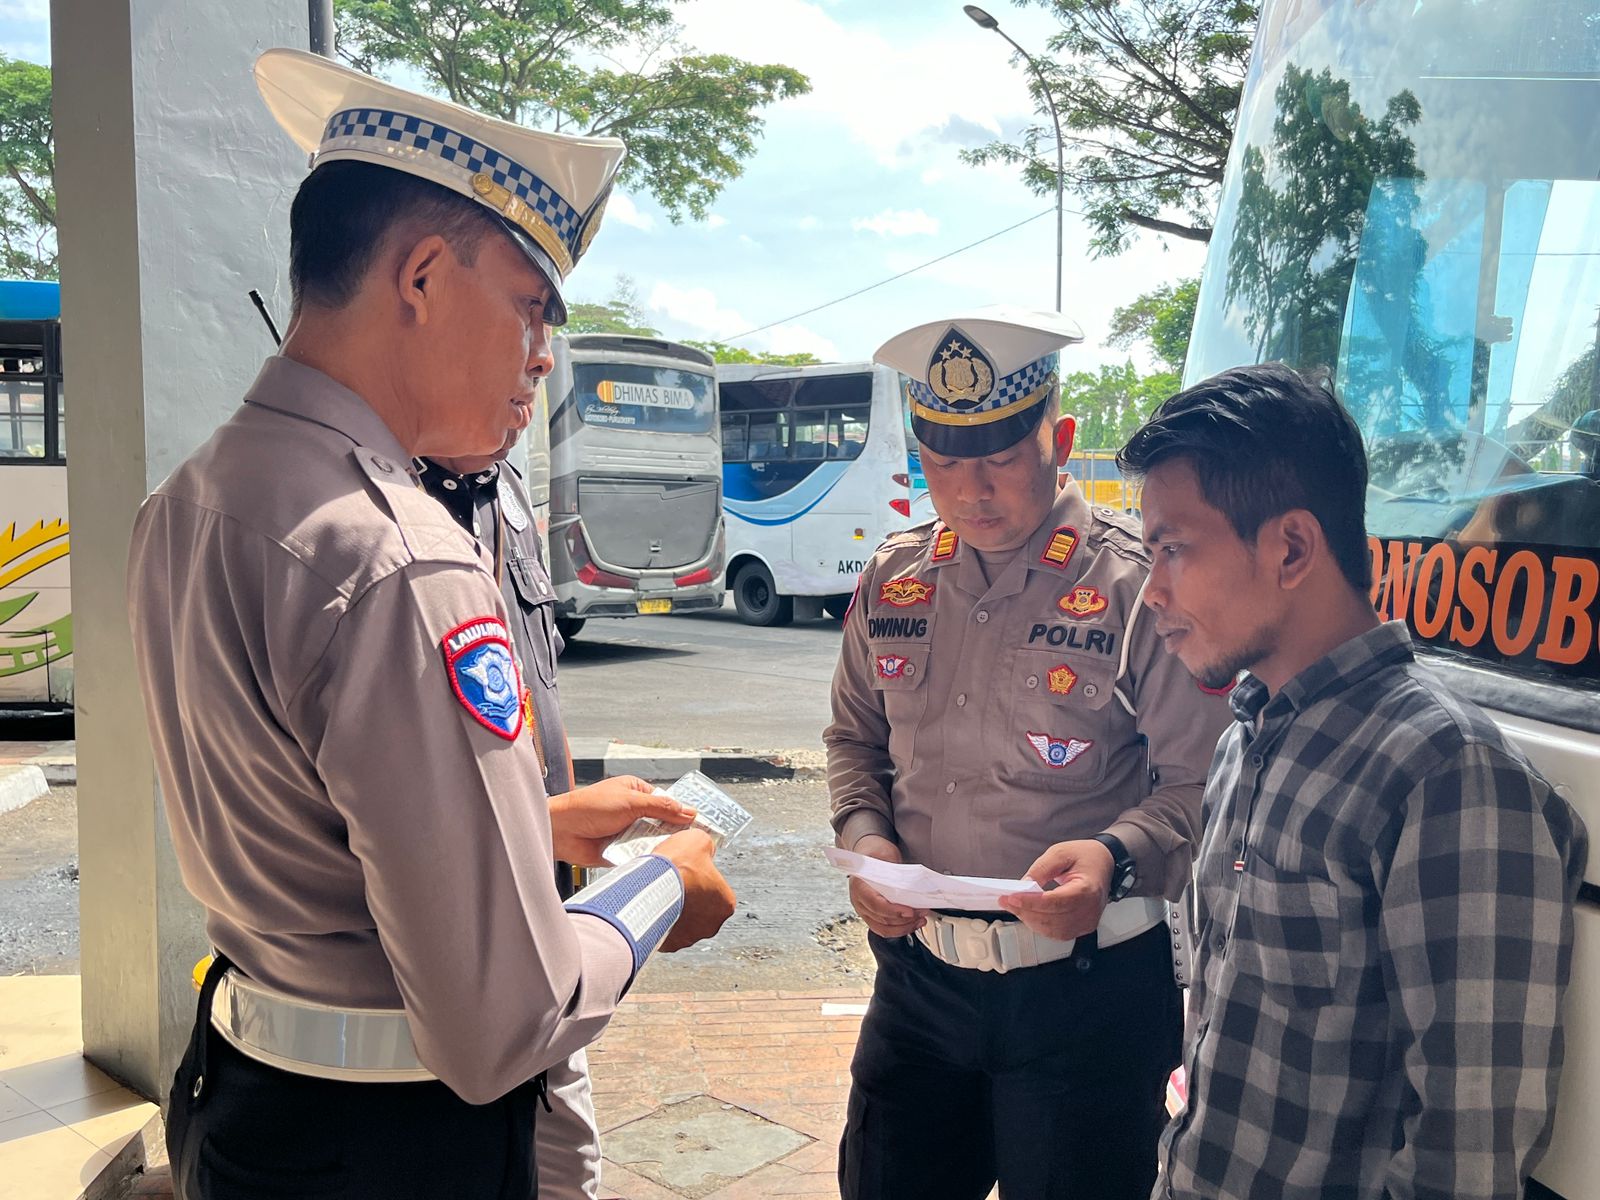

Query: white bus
left=0, top=280, right=71, bottom=713
left=718, top=362, right=912, bottom=625
left=546, top=334, right=725, bottom=640
left=1190, top=0, right=1598, bottom=1191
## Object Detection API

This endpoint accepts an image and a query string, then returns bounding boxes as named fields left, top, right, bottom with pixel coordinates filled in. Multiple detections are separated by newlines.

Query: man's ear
left=395, top=234, right=450, bottom=327
left=1273, top=509, right=1321, bottom=591
left=1053, top=416, right=1077, bottom=467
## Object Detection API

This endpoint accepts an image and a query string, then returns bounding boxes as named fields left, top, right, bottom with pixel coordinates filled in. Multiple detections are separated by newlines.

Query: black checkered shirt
left=1156, top=622, right=1588, bottom=1200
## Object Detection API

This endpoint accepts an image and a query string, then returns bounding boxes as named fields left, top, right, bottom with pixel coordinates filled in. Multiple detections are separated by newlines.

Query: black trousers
left=168, top=958, right=544, bottom=1200
left=839, top=924, right=1181, bottom=1200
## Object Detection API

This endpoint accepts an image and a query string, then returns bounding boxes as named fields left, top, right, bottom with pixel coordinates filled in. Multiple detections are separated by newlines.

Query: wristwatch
left=1091, top=833, right=1137, bottom=902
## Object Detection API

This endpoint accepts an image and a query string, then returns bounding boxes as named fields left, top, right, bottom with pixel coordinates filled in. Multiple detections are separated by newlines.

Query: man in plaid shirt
left=1118, top=363, right=1588, bottom=1200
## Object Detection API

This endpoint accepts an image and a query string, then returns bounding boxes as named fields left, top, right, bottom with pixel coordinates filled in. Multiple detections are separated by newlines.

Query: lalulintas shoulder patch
left=442, top=617, right=523, bottom=739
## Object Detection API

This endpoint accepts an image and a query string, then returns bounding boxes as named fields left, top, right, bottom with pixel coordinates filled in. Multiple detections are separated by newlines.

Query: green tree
left=684, top=340, right=821, bottom=366
left=962, top=0, right=1254, bottom=255
left=565, top=275, right=660, bottom=336
left=1107, top=277, right=1198, bottom=373
left=0, top=55, right=56, bottom=280
left=335, top=1, right=809, bottom=222
left=1063, top=360, right=1179, bottom=450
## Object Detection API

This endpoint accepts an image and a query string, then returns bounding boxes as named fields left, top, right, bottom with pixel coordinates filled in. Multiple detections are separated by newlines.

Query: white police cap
left=876, top=307, right=1084, bottom=458
left=254, top=48, right=626, bottom=325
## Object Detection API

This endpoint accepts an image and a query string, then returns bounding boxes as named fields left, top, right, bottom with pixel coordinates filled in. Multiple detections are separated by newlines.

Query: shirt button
left=1250, top=753, right=1264, bottom=768
left=956, top=693, right=967, bottom=706
left=945, top=782, right=956, bottom=794
left=1026, top=675, right=1039, bottom=689
left=442, top=478, right=458, bottom=490
left=1214, top=936, right=1226, bottom=952
left=1083, top=683, right=1098, bottom=698
left=976, top=610, right=989, bottom=623
left=903, top=663, right=916, bottom=677
left=1232, top=839, right=1244, bottom=855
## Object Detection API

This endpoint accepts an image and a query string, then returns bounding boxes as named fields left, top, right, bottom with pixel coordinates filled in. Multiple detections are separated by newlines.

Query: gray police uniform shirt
left=126, top=355, right=641, bottom=1105
left=417, top=458, right=572, bottom=797
left=827, top=481, right=1233, bottom=896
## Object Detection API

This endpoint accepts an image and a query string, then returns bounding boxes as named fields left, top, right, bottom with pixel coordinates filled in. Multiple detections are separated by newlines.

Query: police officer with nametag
left=126, top=49, right=733, bottom=1199
left=417, top=437, right=670, bottom=1200
left=827, top=309, right=1232, bottom=1199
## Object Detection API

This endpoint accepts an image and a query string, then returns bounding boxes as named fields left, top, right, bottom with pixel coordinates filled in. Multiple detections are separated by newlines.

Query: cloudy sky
left=1, top=0, right=1207, bottom=370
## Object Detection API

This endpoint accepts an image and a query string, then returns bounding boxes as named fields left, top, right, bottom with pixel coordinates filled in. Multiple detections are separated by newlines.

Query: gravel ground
left=0, top=784, right=80, bottom=975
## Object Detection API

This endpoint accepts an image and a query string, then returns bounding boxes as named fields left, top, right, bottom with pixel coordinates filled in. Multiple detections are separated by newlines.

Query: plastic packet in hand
left=601, top=770, right=753, bottom=866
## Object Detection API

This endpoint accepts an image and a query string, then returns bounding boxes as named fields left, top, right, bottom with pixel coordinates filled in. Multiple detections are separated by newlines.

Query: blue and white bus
left=1189, top=0, right=1598, bottom=1190
left=719, top=362, right=912, bottom=625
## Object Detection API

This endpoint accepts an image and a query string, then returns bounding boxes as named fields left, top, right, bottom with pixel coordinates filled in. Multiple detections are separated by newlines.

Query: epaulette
left=1091, top=505, right=1150, bottom=564
left=353, top=446, right=481, bottom=564
left=874, top=519, right=935, bottom=554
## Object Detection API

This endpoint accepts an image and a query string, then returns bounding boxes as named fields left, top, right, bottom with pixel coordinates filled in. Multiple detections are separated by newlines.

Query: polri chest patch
left=878, top=576, right=934, bottom=607
left=443, top=617, right=524, bottom=740
left=876, top=653, right=912, bottom=680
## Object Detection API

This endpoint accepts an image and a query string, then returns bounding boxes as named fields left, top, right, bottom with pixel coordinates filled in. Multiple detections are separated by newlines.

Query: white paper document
left=602, top=770, right=754, bottom=866
left=824, top=847, right=1042, bottom=912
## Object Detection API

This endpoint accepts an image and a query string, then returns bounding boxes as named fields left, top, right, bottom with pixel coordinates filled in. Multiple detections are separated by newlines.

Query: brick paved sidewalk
left=588, top=990, right=871, bottom=1199
left=122, top=988, right=873, bottom=1199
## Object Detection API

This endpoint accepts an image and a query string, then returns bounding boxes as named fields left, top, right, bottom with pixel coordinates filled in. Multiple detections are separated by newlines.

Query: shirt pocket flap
left=508, top=555, right=555, bottom=610
left=869, top=644, right=930, bottom=691
left=1012, top=649, right=1117, bottom=710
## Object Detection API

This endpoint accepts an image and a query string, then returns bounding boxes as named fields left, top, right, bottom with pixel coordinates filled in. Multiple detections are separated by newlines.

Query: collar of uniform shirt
left=244, top=355, right=415, bottom=471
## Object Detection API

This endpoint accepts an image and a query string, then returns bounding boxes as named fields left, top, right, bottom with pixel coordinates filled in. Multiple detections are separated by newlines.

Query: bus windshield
left=571, top=361, right=715, bottom=435
left=1188, top=0, right=1600, bottom=694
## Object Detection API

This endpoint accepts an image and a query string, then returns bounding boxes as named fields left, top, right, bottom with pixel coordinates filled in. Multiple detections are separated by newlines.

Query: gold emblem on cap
left=469, top=171, right=574, bottom=278
left=576, top=192, right=609, bottom=259
left=928, top=336, right=995, bottom=408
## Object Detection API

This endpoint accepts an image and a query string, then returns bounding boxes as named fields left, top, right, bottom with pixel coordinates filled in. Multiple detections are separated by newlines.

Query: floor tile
left=49, top=1086, right=158, bottom=1153
left=0, top=1055, right=122, bottom=1111
left=0, top=1119, right=113, bottom=1197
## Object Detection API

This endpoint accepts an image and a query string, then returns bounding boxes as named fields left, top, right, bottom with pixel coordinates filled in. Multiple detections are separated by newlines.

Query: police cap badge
left=254, top=48, right=625, bottom=326
left=875, top=307, right=1084, bottom=458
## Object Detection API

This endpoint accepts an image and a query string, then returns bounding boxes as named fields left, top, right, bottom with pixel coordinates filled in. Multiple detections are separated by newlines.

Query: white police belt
left=914, top=896, right=1166, bottom=975
left=210, top=969, right=435, bottom=1083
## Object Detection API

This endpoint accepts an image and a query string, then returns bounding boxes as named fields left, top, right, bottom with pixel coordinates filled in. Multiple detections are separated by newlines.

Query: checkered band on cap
left=322, top=107, right=585, bottom=274
left=907, top=352, right=1058, bottom=420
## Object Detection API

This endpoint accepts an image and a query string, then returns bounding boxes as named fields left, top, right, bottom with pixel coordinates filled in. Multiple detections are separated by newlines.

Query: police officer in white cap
left=826, top=309, right=1232, bottom=1198
left=126, top=48, right=735, bottom=1199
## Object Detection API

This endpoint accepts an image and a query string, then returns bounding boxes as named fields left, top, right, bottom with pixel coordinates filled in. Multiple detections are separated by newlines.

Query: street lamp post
left=963, top=5, right=1065, bottom=313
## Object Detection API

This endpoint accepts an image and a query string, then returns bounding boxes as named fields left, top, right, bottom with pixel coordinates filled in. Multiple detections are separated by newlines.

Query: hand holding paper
left=825, top=847, right=1043, bottom=913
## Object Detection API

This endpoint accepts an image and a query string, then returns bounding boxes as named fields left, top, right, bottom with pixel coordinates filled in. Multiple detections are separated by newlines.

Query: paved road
left=557, top=598, right=845, bottom=753
left=0, top=780, right=868, bottom=992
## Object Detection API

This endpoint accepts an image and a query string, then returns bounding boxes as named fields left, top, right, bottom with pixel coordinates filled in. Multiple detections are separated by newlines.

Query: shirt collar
left=1230, top=621, right=1416, bottom=726
left=924, top=478, right=1093, bottom=581
left=244, top=355, right=414, bottom=475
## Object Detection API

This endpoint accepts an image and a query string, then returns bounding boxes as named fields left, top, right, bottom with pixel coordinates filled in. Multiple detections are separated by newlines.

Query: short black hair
left=1117, top=362, right=1372, bottom=591
left=288, top=160, right=504, bottom=310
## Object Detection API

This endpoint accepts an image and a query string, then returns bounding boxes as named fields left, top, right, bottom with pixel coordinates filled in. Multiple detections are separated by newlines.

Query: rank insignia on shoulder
left=931, top=526, right=959, bottom=562
left=442, top=617, right=523, bottom=740
left=1046, top=664, right=1078, bottom=696
left=1025, top=731, right=1093, bottom=768
left=876, top=654, right=912, bottom=680
left=1057, top=584, right=1108, bottom=618
left=1039, top=526, right=1079, bottom=569
left=879, top=576, right=934, bottom=607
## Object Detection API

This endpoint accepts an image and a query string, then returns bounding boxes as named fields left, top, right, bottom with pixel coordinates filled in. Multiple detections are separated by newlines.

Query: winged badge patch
left=1025, top=732, right=1093, bottom=768
left=876, top=654, right=911, bottom=679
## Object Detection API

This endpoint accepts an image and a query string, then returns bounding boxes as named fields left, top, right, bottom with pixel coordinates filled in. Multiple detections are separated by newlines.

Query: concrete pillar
left=52, top=0, right=308, bottom=1099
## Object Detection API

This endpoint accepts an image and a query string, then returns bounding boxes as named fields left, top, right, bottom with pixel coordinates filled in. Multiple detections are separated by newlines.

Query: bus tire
left=821, top=594, right=852, bottom=620
left=732, top=563, right=793, bottom=627
left=555, top=617, right=586, bottom=643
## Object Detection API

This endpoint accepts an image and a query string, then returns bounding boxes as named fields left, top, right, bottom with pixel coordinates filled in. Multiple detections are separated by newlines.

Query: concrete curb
left=570, top=741, right=825, bottom=785
left=0, top=764, right=48, bottom=815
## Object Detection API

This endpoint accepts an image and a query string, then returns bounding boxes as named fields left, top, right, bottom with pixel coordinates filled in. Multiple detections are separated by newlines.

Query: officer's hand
left=654, top=829, right=736, bottom=952
left=848, top=835, right=928, bottom=940
left=548, top=776, right=697, bottom=867
left=998, top=839, right=1114, bottom=941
